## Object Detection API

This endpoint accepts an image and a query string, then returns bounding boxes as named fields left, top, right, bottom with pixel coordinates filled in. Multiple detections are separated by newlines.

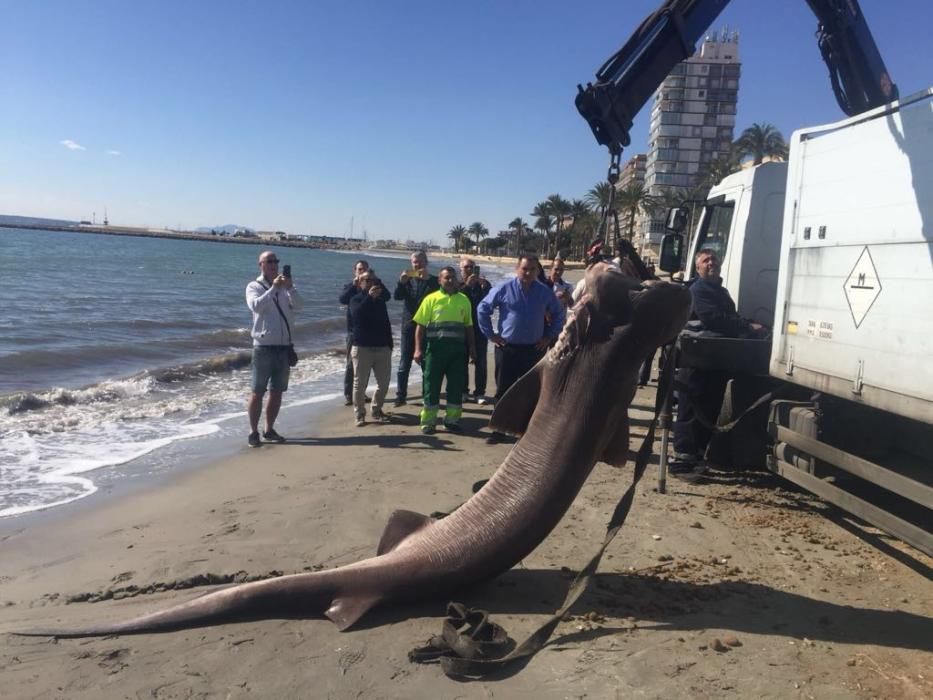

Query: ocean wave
left=149, top=351, right=254, bottom=383
left=0, top=316, right=347, bottom=378
left=0, top=341, right=351, bottom=417
left=1, top=376, right=155, bottom=416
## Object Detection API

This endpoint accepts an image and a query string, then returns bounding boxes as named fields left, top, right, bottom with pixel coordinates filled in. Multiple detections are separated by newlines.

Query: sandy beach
left=1, top=373, right=931, bottom=699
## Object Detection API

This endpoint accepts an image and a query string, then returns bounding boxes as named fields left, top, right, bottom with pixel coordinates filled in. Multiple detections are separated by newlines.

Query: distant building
left=640, top=28, right=741, bottom=246
left=618, top=154, right=647, bottom=190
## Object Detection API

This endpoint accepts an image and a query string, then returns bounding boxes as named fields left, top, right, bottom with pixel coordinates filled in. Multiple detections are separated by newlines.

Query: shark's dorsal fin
left=376, top=509, right=435, bottom=555
left=326, top=594, right=382, bottom=631
left=599, top=418, right=631, bottom=467
left=488, top=365, right=542, bottom=436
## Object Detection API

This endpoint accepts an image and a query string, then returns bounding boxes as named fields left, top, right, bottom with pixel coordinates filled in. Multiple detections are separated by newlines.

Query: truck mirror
left=665, top=207, right=688, bottom=233
left=659, top=233, right=684, bottom=273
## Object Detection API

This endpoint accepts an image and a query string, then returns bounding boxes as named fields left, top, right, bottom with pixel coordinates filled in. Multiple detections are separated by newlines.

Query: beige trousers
left=351, top=345, right=391, bottom=418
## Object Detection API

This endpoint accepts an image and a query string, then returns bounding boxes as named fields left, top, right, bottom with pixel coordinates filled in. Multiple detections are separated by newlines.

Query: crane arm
left=576, top=0, right=898, bottom=156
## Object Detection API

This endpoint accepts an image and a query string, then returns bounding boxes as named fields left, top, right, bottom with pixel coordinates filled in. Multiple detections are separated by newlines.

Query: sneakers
left=247, top=432, right=262, bottom=448
left=371, top=408, right=388, bottom=422
left=393, top=397, right=407, bottom=408
left=355, top=415, right=366, bottom=427
left=444, top=422, right=462, bottom=432
left=262, top=429, right=286, bottom=443
left=421, top=424, right=436, bottom=435
left=485, top=431, right=505, bottom=445
left=476, top=395, right=488, bottom=406
left=344, top=396, right=353, bottom=406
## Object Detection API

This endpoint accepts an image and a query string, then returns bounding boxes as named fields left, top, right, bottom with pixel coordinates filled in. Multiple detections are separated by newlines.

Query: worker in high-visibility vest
left=413, top=266, right=476, bottom=434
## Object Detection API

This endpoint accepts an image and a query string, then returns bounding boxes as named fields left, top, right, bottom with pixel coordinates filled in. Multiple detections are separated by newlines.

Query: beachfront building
left=618, top=154, right=647, bottom=190
left=639, top=28, right=741, bottom=249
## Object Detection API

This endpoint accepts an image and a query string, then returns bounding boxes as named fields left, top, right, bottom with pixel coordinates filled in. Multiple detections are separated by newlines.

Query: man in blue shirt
left=477, top=254, right=566, bottom=443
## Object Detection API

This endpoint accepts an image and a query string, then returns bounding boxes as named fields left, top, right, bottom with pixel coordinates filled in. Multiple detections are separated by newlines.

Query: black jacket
left=688, top=277, right=752, bottom=337
left=460, top=278, right=492, bottom=328
left=340, top=281, right=389, bottom=333
left=348, top=291, right=393, bottom=348
left=394, top=274, right=439, bottom=321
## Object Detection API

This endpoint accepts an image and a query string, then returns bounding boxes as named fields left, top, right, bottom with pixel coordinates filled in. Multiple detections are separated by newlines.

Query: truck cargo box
left=771, top=89, right=933, bottom=425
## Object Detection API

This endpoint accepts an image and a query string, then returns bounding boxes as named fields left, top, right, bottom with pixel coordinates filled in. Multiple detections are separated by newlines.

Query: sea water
left=0, top=228, right=508, bottom=517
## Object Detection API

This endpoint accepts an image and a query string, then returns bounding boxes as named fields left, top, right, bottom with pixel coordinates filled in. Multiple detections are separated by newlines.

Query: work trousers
left=396, top=320, right=416, bottom=400
left=352, top=345, right=391, bottom=419
left=343, top=332, right=354, bottom=399
left=463, top=333, right=488, bottom=397
left=672, top=367, right=728, bottom=459
left=421, top=339, right=466, bottom=426
left=494, top=343, right=543, bottom=401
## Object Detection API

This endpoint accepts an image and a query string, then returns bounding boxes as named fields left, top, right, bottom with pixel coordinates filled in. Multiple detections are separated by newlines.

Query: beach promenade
left=1, top=375, right=930, bottom=699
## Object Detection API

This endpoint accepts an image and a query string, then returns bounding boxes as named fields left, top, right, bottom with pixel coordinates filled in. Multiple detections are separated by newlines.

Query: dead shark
left=19, top=264, right=691, bottom=637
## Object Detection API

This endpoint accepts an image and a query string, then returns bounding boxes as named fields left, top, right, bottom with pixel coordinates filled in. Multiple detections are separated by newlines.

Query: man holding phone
left=245, top=250, right=302, bottom=448
left=339, top=260, right=376, bottom=405
left=347, top=272, right=393, bottom=426
left=393, top=250, right=438, bottom=406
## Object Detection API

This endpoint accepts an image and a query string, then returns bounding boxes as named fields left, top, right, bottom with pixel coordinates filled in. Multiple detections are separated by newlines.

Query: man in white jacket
left=245, top=250, right=302, bottom=448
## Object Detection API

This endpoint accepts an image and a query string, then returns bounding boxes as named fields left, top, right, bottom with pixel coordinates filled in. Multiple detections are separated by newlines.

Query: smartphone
left=474, top=265, right=481, bottom=276
left=282, top=264, right=292, bottom=278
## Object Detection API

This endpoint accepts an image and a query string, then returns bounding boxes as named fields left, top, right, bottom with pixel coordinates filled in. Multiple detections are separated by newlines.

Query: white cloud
left=60, top=139, right=86, bottom=151
left=106, top=150, right=121, bottom=156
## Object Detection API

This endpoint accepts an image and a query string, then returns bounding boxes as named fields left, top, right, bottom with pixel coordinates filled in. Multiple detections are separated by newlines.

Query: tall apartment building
left=639, top=29, right=741, bottom=246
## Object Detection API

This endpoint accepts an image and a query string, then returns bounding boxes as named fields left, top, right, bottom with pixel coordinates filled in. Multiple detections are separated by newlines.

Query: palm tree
left=531, top=201, right=553, bottom=257
left=567, top=199, right=594, bottom=259
left=615, top=183, right=656, bottom=243
left=508, top=217, right=532, bottom=256
left=448, top=224, right=467, bottom=252
left=735, top=122, right=788, bottom=165
left=545, top=194, right=572, bottom=260
left=585, top=182, right=613, bottom=219
left=467, top=221, right=489, bottom=253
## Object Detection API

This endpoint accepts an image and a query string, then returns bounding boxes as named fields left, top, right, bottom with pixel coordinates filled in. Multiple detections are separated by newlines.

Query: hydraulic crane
left=575, top=0, right=898, bottom=158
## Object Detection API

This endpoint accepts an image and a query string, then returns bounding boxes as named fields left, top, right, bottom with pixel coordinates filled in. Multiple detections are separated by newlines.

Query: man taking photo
left=245, top=250, right=302, bottom=448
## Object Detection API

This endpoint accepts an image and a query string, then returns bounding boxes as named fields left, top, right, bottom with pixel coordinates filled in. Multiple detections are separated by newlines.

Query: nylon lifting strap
left=409, top=346, right=677, bottom=678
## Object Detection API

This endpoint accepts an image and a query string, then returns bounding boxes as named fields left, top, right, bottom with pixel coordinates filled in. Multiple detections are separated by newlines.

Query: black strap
left=408, top=603, right=513, bottom=664
left=259, top=281, right=292, bottom=344
left=672, top=376, right=777, bottom=434
left=412, top=347, right=677, bottom=679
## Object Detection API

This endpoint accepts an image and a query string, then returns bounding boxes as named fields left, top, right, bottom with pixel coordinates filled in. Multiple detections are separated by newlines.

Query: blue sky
left=2, top=0, right=930, bottom=243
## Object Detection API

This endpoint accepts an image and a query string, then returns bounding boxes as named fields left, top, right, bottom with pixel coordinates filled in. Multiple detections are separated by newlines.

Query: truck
left=575, top=0, right=932, bottom=554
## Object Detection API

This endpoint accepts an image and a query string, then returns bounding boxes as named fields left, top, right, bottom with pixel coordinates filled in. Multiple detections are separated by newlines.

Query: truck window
left=692, top=202, right=734, bottom=272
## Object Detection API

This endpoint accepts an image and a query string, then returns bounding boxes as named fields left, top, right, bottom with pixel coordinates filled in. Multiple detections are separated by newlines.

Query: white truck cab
left=685, top=161, right=787, bottom=327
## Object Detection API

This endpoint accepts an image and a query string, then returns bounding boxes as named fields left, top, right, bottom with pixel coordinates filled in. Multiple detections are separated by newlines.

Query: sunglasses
left=261, top=258, right=279, bottom=264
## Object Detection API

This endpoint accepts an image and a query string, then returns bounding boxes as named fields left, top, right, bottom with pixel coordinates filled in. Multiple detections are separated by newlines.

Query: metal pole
left=657, top=343, right=676, bottom=494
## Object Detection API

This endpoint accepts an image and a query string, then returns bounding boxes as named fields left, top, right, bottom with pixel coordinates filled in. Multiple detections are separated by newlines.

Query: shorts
left=251, top=345, right=290, bottom=393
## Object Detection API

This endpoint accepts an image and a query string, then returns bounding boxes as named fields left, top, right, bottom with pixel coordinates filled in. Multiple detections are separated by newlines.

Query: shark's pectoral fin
left=325, top=594, right=382, bottom=631
left=377, top=509, right=435, bottom=555
left=488, top=365, right=542, bottom=436
left=599, top=420, right=631, bottom=467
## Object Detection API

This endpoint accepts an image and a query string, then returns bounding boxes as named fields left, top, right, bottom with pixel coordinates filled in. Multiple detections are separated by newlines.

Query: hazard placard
left=843, top=247, right=882, bottom=328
